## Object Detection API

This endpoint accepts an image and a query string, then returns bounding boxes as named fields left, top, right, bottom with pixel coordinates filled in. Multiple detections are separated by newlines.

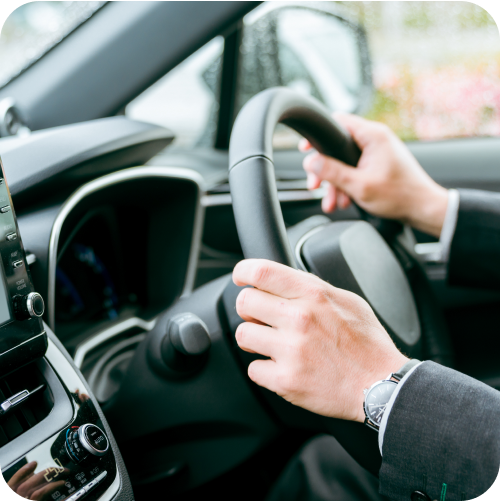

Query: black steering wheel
left=228, top=87, right=454, bottom=474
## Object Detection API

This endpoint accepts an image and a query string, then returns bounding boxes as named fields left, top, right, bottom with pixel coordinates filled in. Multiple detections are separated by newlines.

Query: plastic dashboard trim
left=46, top=166, right=206, bottom=331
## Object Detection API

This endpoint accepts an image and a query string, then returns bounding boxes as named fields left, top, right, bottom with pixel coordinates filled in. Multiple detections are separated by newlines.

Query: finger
left=236, top=287, right=290, bottom=327
left=298, top=138, right=312, bottom=152
left=337, top=190, right=352, bottom=209
left=303, top=151, right=359, bottom=197
left=17, top=469, right=48, bottom=496
left=306, top=172, right=321, bottom=190
left=321, top=183, right=337, bottom=214
left=236, top=322, right=279, bottom=358
left=31, top=480, right=66, bottom=501
left=7, top=461, right=37, bottom=488
left=233, top=259, right=320, bottom=299
left=247, top=359, right=279, bottom=392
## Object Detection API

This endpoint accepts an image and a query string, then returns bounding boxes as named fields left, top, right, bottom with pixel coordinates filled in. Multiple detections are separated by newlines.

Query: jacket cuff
left=379, top=361, right=500, bottom=501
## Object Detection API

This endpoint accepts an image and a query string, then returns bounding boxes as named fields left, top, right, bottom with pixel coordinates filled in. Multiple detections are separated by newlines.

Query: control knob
left=13, top=292, right=45, bottom=320
left=66, top=424, right=109, bottom=463
left=161, top=312, right=211, bottom=373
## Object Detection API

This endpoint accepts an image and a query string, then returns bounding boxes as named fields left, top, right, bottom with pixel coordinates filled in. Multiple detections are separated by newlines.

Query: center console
left=0, top=156, right=131, bottom=501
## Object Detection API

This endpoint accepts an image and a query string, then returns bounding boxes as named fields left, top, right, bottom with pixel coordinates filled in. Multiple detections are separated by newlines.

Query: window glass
left=239, top=1, right=500, bottom=147
left=126, top=37, right=223, bottom=148
left=0, top=1, right=105, bottom=88
left=360, top=1, right=500, bottom=140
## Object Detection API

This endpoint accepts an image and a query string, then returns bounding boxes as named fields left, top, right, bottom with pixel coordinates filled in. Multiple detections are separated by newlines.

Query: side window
left=362, top=2, right=500, bottom=141
left=237, top=2, right=500, bottom=147
left=126, top=37, right=223, bottom=148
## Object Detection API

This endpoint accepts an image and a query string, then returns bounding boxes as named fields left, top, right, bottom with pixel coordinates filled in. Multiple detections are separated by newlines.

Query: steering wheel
left=228, top=87, right=454, bottom=474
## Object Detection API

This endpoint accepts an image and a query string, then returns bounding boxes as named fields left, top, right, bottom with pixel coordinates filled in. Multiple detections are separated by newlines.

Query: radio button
left=0, top=206, right=11, bottom=213
left=6, top=233, right=16, bottom=241
left=12, top=260, right=23, bottom=269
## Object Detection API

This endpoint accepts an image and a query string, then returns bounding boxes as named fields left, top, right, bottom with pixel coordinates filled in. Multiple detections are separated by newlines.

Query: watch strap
left=392, top=359, right=421, bottom=381
left=364, top=417, right=379, bottom=432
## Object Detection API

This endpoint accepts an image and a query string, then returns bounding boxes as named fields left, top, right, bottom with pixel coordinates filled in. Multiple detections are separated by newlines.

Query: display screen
left=0, top=266, right=11, bottom=327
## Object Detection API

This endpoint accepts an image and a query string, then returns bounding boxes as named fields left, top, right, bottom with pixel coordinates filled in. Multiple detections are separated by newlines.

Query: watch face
left=364, top=380, right=398, bottom=426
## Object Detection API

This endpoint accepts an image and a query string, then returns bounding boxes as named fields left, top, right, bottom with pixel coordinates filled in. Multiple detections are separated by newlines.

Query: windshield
left=0, top=1, right=105, bottom=88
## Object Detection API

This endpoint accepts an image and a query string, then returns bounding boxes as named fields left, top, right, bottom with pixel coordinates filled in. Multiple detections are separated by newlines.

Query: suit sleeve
left=379, top=361, right=500, bottom=501
left=447, top=189, right=500, bottom=289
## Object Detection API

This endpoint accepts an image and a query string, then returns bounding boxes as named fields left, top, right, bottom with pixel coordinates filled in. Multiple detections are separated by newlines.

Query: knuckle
left=375, top=123, right=391, bottom=139
left=290, top=305, right=312, bottom=331
left=235, top=322, right=248, bottom=344
left=251, top=262, right=271, bottom=286
left=356, top=181, right=373, bottom=203
left=236, top=288, right=250, bottom=313
left=309, top=284, right=333, bottom=304
left=247, top=362, right=259, bottom=382
left=279, top=370, right=300, bottom=395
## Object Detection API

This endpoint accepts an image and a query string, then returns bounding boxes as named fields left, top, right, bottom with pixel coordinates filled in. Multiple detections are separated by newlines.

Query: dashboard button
left=0, top=205, right=11, bottom=213
left=12, top=260, right=23, bottom=269
left=6, top=233, right=16, bottom=241
left=83, top=479, right=98, bottom=493
left=67, top=488, right=87, bottom=501
left=95, top=471, right=108, bottom=483
left=78, top=424, right=109, bottom=457
left=84, top=470, right=107, bottom=493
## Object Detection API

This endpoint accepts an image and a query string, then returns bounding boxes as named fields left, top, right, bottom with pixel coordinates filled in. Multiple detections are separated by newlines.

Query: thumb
left=303, top=152, right=360, bottom=197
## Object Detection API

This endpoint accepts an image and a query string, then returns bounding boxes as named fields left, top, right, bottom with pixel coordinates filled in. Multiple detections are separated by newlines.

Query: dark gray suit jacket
left=379, top=189, right=500, bottom=501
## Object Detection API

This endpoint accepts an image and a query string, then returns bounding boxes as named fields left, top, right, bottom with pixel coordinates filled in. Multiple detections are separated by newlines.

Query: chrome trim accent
left=0, top=389, right=29, bottom=414
left=78, top=423, right=109, bottom=457
left=26, top=292, right=44, bottom=318
left=0, top=331, right=46, bottom=359
left=44, top=335, right=121, bottom=501
left=73, top=316, right=156, bottom=369
left=26, top=252, right=36, bottom=266
left=87, top=333, right=145, bottom=387
left=294, top=224, right=330, bottom=271
left=202, top=186, right=327, bottom=207
left=47, top=166, right=206, bottom=331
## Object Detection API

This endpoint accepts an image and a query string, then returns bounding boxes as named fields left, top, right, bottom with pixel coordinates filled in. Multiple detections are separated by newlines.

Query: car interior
left=0, top=2, right=499, bottom=500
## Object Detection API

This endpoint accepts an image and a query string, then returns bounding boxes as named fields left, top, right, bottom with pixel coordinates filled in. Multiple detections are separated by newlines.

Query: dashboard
left=0, top=117, right=343, bottom=499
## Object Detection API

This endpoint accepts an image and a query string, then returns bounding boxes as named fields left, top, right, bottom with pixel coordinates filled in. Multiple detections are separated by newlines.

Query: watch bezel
left=363, top=379, right=398, bottom=428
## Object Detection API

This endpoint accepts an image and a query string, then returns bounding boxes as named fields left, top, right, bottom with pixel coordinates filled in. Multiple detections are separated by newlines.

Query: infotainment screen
left=0, top=156, right=46, bottom=376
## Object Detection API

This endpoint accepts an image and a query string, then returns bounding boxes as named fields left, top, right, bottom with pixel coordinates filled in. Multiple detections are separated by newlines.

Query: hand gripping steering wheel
left=228, top=87, right=454, bottom=474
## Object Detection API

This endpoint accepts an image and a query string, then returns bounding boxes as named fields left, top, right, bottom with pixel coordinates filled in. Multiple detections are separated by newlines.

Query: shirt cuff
left=414, top=189, right=460, bottom=263
left=378, top=361, right=424, bottom=455
left=439, top=189, right=460, bottom=263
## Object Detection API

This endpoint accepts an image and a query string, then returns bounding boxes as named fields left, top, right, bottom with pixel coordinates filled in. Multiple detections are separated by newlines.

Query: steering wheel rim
left=229, top=87, right=364, bottom=266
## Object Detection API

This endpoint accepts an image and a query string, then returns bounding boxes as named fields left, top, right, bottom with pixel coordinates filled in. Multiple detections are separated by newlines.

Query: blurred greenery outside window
left=0, top=1, right=105, bottom=88
left=129, top=1, right=500, bottom=146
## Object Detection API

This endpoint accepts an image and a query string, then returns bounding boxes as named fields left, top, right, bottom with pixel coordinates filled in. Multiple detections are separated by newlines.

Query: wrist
left=405, top=184, right=449, bottom=238
left=354, top=352, right=409, bottom=423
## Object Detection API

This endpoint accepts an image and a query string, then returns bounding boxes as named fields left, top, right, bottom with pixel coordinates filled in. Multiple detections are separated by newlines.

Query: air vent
left=0, top=362, right=54, bottom=447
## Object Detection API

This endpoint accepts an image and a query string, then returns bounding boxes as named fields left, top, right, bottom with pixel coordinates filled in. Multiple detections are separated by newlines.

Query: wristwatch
left=363, top=359, right=421, bottom=432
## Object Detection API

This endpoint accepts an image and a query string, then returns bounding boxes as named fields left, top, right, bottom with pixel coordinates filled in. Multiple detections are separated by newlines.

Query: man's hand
left=301, top=113, right=449, bottom=237
left=233, top=259, right=408, bottom=423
